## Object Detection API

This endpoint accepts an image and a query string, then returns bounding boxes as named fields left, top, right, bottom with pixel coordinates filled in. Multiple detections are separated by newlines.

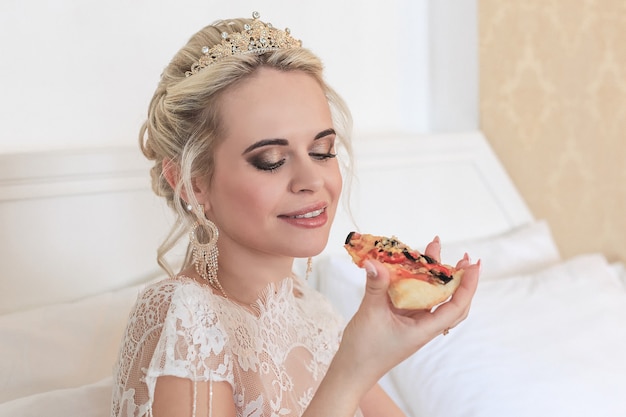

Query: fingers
left=361, top=260, right=391, bottom=307
left=431, top=260, right=480, bottom=328
left=424, top=236, right=441, bottom=262
left=455, top=253, right=471, bottom=269
left=358, top=243, right=480, bottom=340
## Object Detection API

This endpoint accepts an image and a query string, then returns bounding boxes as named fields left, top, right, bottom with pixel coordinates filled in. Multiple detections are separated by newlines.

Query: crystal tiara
left=185, top=11, right=302, bottom=77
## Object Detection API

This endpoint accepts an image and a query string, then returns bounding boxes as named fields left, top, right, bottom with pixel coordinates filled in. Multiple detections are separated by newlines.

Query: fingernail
left=434, top=235, right=440, bottom=244
left=363, top=260, right=378, bottom=278
left=464, top=252, right=471, bottom=262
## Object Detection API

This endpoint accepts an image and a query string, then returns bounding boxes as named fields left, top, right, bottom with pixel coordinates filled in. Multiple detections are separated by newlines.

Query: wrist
left=303, top=347, right=376, bottom=417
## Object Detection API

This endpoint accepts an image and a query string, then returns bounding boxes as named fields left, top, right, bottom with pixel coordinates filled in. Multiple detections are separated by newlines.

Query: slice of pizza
left=344, top=231, right=464, bottom=310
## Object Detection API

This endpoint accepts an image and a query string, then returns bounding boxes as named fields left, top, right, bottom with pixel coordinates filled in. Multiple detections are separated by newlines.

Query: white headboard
left=0, top=149, right=171, bottom=314
left=0, top=131, right=532, bottom=315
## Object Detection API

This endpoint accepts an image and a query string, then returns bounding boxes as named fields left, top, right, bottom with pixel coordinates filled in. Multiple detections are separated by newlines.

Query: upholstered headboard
left=0, top=131, right=533, bottom=315
left=0, top=149, right=170, bottom=314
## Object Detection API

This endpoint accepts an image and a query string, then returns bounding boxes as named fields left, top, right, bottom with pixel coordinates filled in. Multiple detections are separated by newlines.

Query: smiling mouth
left=288, top=208, right=325, bottom=219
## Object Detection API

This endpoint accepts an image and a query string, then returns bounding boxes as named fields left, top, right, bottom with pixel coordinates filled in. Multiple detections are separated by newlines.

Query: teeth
left=293, top=208, right=324, bottom=218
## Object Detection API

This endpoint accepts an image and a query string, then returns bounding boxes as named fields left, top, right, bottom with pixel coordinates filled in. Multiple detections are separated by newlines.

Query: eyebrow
left=242, top=128, right=336, bottom=155
left=242, top=138, right=288, bottom=154
left=314, top=128, right=336, bottom=140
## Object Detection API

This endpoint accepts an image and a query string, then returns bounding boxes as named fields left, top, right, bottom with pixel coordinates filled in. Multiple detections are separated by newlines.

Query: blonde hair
left=139, top=17, right=353, bottom=277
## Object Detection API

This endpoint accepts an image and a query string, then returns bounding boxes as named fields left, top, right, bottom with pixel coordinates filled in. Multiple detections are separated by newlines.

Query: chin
left=288, top=233, right=330, bottom=258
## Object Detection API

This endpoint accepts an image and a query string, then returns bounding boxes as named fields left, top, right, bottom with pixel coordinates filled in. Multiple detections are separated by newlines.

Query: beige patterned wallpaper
left=479, top=0, right=626, bottom=264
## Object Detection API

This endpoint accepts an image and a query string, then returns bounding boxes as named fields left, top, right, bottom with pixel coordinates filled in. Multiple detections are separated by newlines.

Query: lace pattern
left=111, top=276, right=357, bottom=417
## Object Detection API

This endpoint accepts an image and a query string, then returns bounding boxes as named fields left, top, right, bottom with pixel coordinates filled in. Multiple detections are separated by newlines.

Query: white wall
left=0, top=0, right=477, bottom=153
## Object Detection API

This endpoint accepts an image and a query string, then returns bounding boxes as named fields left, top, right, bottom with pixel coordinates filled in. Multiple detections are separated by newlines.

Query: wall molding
left=0, top=147, right=150, bottom=201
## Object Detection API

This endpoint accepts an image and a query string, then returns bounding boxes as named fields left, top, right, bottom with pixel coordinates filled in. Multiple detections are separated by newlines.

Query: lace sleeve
left=111, top=279, right=233, bottom=417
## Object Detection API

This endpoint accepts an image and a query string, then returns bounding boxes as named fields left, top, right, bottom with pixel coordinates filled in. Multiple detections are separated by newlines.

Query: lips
left=278, top=204, right=329, bottom=228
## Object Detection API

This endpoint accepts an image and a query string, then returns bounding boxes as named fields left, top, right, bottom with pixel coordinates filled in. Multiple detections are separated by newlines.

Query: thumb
left=362, top=260, right=391, bottom=303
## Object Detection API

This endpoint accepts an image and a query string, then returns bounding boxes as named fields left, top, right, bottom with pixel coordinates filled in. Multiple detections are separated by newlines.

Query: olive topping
left=422, top=254, right=437, bottom=264
left=402, top=248, right=418, bottom=262
left=345, top=231, right=356, bottom=245
left=431, top=269, right=453, bottom=285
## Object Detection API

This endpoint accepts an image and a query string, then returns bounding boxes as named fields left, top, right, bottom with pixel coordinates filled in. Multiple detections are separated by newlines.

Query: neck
left=216, top=247, right=295, bottom=305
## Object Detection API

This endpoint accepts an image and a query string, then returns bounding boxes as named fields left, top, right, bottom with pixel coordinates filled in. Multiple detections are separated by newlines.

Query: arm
left=152, top=376, right=236, bottom=417
left=303, top=238, right=480, bottom=417
left=360, top=384, right=407, bottom=417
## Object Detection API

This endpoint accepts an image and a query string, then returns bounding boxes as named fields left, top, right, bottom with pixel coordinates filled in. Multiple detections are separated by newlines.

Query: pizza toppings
left=344, top=231, right=464, bottom=309
left=344, top=232, right=456, bottom=285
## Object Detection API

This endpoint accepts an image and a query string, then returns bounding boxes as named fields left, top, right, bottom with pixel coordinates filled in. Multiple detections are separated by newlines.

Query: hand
left=337, top=236, right=480, bottom=384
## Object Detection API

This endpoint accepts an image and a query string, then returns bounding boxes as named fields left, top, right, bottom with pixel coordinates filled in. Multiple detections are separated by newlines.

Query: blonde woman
left=112, top=13, right=479, bottom=417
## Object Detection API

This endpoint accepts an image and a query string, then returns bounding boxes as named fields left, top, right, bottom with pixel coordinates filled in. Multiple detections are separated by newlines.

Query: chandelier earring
left=189, top=205, right=227, bottom=297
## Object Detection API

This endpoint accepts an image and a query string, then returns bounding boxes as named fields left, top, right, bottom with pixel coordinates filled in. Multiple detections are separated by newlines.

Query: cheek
left=212, top=170, right=283, bottom=216
left=324, top=164, right=343, bottom=217
left=328, top=162, right=343, bottom=196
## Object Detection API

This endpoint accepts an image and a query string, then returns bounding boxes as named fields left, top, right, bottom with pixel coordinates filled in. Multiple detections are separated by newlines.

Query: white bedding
left=0, top=282, right=148, bottom=404
left=391, top=253, right=626, bottom=417
left=0, top=377, right=112, bottom=417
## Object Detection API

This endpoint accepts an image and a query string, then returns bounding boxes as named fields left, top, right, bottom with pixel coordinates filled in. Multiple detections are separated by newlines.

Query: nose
left=289, top=158, right=324, bottom=193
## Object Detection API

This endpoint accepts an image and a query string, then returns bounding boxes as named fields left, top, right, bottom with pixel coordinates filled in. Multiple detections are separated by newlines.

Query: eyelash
left=310, top=152, right=337, bottom=161
left=251, top=152, right=337, bottom=172
left=254, top=159, right=285, bottom=172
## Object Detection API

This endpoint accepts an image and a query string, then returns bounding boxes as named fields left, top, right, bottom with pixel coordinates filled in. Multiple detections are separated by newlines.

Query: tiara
left=185, top=11, right=302, bottom=77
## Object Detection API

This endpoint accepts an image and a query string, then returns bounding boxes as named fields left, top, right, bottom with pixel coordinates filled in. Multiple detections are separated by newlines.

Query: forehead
left=217, top=67, right=332, bottom=145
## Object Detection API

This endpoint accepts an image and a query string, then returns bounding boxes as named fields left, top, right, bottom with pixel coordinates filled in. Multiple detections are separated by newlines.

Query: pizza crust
left=387, top=269, right=464, bottom=310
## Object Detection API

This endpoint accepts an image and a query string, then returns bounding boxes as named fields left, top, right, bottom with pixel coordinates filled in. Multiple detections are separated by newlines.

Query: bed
left=1, top=131, right=625, bottom=417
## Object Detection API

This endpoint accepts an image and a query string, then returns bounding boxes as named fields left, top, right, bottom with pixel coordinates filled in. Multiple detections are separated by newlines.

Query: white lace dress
left=111, top=275, right=362, bottom=417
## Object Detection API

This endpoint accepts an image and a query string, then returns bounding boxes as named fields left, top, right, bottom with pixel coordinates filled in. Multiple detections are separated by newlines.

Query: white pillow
left=390, top=254, right=626, bottom=417
left=610, top=261, right=626, bottom=288
left=441, top=219, right=561, bottom=281
left=0, top=280, right=155, bottom=402
left=0, top=377, right=112, bottom=417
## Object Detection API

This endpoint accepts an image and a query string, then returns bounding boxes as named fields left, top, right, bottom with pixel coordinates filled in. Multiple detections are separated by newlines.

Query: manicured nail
left=363, top=260, right=378, bottom=278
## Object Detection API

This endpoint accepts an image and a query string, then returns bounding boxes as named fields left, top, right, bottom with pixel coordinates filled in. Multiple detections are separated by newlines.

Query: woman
left=111, top=12, right=479, bottom=417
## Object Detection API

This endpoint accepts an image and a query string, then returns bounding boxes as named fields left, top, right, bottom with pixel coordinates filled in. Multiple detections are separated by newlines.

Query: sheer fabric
left=111, top=275, right=362, bottom=417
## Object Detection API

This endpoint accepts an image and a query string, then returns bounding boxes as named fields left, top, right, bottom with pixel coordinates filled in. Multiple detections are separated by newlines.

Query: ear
left=162, top=158, right=180, bottom=193
left=190, top=176, right=212, bottom=211
left=162, top=159, right=212, bottom=210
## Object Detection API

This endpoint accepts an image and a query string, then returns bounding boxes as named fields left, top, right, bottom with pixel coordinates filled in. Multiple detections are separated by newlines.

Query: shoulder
left=140, top=276, right=215, bottom=301
left=129, top=277, right=219, bottom=330
left=134, top=277, right=198, bottom=309
left=113, top=278, right=234, bottom=409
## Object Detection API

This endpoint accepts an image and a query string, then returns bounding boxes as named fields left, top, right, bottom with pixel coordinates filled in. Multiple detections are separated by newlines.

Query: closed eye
left=309, top=129, right=337, bottom=161
left=247, top=146, right=286, bottom=172
left=309, top=152, right=337, bottom=161
left=249, top=156, right=286, bottom=172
